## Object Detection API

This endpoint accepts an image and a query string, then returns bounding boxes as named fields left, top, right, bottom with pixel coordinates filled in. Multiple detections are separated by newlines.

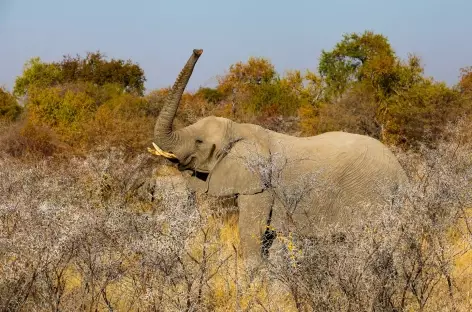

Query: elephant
left=149, top=49, right=408, bottom=266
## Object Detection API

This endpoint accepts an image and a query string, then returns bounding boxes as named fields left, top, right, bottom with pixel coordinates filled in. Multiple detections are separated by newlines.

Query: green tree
left=14, top=52, right=146, bottom=97
left=318, top=31, right=397, bottom=98
left=59, top=51, right=146, bottom=95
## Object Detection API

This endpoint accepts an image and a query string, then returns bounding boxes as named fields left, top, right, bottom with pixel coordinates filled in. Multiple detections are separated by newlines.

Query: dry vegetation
left=1, top=31, right=472, bottom=311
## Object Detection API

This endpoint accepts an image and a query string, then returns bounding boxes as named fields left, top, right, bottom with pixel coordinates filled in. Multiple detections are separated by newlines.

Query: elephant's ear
left=207, top=139, right=270, bottom=197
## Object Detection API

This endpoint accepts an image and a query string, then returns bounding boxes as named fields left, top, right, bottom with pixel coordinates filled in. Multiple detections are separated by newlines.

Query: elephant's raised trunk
left=154, top=49, right=203, bottom=150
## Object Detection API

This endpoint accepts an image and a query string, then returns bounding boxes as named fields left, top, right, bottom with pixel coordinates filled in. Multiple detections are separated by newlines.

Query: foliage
left=13, top=57, right=63, bottom=97
left=217, top=57, right=277, bottom=95
left=85, top=91, right=154, bottom=152
left=215, top=58, right=319, bottom=122
left=6, top=82, right=155, bottom=157
left=298, top=86, right=381, bottom=138
left=25, top=83, right=96, bottom=143
left=5, top=30, right=472, bottom=155
left=319, top=31, right=425, bottom=101
left=217, top=57, right=295, bottom=116
left=309, top=31, right=470, bottom=148
left=14, top=52, right=146, bottom=97
left=0, top=87, right=22, bottom=121
left=385, top=79, right=466, bottom=146
left=319, top=31, right=396, bottom=97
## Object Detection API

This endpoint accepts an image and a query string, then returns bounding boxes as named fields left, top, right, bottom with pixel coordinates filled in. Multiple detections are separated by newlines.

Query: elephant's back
left=269, top=131, right=407, bottom=232
left=272, top=131, right=400, bottom=166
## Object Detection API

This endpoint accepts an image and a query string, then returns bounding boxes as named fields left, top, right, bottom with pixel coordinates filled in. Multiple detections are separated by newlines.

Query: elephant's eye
left=196, top=138, right=203, bottom=145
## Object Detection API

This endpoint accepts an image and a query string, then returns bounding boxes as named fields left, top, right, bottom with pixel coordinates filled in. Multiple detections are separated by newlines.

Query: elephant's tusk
left=147, top=142, right=178, bottom=159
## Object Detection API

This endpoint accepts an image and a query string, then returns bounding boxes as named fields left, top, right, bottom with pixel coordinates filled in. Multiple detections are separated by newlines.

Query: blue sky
left=1, top=0, right=471, bottom=93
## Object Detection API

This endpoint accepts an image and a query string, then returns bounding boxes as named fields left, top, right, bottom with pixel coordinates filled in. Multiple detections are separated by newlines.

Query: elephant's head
left=150, top=49, right=270, bottom=196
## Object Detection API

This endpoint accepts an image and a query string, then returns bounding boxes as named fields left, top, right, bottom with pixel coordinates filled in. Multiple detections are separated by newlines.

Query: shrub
left=385, top=79, right=468, bottom=147
left=0, top=87, right=22, bottom=121
left=25, top=84, right=96, bottom=145
left=18, top=82, right=155, bottom=155
left=216, top=57, right=304, bottom=118
left=0, top=120, right=62, bottom=158
left=13, top=57, right=63, bottom=97
left=298, top=85, right=381, bottom=138
left=195, top=87, right=225, bottom=104
left=84, top=92, right=154, bottom=152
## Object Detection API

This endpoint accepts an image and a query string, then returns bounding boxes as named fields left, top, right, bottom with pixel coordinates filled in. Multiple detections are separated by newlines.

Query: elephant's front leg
left=237, top=191, right=274, bottom=265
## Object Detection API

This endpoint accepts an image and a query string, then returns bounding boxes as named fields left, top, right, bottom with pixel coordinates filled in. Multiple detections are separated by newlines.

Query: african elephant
left=149, top=49, right=408, bottom=265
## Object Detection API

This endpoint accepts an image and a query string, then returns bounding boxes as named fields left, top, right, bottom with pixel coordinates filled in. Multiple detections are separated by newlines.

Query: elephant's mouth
left=193, top=171, right=209, bottom=181
left=180, top=167, right=209, bottom=182
left=168, top=158, right=180, bottom=164
left=177, top=158, right=209, bottom=182
left=147, top=143, right=210, bottom=182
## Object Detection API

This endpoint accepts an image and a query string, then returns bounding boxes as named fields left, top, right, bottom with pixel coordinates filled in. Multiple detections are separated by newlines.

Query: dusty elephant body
left=150, top=49, right=408, bottom=264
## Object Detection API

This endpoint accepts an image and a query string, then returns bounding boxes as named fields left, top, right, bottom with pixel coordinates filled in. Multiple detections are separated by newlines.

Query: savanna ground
left=1, top=31, right=472, bottom=311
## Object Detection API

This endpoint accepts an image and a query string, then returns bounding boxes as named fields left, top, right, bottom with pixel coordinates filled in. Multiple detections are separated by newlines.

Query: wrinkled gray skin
left=154, top=49, right=408, bottom=265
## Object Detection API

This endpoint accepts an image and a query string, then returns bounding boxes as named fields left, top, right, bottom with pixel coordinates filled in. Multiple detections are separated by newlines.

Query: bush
left=195, top=87, right=225, bottom=104
left=216, top=57, right=304, bottom=118
left=18, top=82, right=154, bottom=155
left=385, top=80, right=468, bottom=147
left=0, top=120, right=62, bottom=158
left=298, top=85, right=381, bottom=138
left=13, top=57, right=63, bottom=97
left=0, top=87, right=22, bottom=121
left=84, top=92, right=154, bottom=152
left=25, top=84, right=96, bottom=146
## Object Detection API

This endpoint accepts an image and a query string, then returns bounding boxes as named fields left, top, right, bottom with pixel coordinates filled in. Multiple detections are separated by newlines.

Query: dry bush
left=0, top=120, right=65, bottom=158
left=1, top=121, right=471, bottom=311
left=0, top=87, right=22, bottom=122
left=0, top=147, right=272, bottom=311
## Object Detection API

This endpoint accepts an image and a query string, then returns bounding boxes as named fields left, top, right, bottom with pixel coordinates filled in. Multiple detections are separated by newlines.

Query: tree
left=217, top=57, right=277, bottom=96
left=59, top=51, right=146, bottom=95
left=216, top=57, right=304, bottom=117
left=318, top=31, right=397, bottom=98
left=14, top=52, right=146, bottom=97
